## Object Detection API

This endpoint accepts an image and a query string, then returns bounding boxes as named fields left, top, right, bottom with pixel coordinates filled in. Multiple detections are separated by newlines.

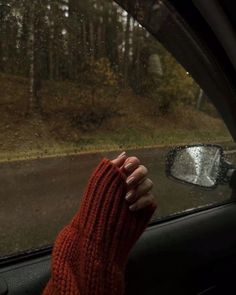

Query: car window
left=0, top=0, right=235, bottom=257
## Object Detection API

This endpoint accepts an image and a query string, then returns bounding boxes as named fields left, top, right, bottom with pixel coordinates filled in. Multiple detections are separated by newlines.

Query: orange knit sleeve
left=43, top=158, right=156, bottom=295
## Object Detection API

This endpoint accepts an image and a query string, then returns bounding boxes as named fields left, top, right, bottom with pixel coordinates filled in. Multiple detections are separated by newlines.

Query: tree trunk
left=0, top=17, right=5, bottom=72
left=89, top=21, right=95, bottom=60
left=97, top=0, right=105, bottom=58
left=48, top=2, right=55, bottom=80
left=0, top=3, right=8, bottom=73
left=82, top=21, right=87, bottom=58
left=133, top=25, right=141, bottom=91
left=123, top=13, right=131, bottom=87
left=27, top=1, right=42, bottom=117
left=97, top=23, right=103, bottom=58
left=197, top=89, right=207, bottom=111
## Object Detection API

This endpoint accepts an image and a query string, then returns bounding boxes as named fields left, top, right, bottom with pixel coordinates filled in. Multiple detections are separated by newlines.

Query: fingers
left=125, top=178, right=153, bottom=203
left=122, top=157, right=156, bottom=212
left=126, top=178, right=156, bottom=212
left=111, top=151, right=127, bottom=168
left=126, top=165, right=148, bottom=188
left=129, top=193, right=156, bottom=211
left=110, top=154, right=141, bottom=175
left=121, top=156, right=141, bottom=175
left=110, top=152, right=157, bottom=212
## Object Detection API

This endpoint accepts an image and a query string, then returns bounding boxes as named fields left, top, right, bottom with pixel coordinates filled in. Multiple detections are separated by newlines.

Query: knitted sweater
left=43, top=158, right=156, bottom=295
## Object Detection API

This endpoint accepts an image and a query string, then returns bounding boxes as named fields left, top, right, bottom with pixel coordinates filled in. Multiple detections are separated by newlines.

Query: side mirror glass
left=166, top=145, right=224, bottom=189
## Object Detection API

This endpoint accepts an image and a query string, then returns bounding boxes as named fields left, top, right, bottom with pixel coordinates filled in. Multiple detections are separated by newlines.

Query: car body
left=0, top=1, right=236, bottom=294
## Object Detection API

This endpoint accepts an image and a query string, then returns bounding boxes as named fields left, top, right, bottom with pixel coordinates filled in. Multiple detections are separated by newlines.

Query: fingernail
left=125, top=191, right=133, bottom=201
left=118, top=151, right=126, bottom=158
left=126, top=176, right=134, bottom=185
left=124, top=163, right=133, bottom=170
left=129, top=204, right=136, bottom=211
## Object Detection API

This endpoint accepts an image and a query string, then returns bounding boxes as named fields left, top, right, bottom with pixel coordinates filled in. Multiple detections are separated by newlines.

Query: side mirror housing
left=166, top=144, right=224, bottom=189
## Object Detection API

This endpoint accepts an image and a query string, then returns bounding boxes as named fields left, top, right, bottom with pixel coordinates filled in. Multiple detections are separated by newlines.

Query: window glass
left=0, top=0, right=235, bottom=257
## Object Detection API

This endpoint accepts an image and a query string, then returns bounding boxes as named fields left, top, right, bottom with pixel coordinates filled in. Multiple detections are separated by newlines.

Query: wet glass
left=0, top=0, right=235, bottom=257
left=171, top=146, right=221, bottom=187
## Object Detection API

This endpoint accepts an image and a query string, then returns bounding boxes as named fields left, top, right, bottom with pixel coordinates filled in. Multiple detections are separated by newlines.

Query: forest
left=0, top=0, right=231, bottom=160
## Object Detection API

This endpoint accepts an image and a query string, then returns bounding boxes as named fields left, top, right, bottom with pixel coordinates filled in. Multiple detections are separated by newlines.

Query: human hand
left=111, top=151, right=157, bottom=212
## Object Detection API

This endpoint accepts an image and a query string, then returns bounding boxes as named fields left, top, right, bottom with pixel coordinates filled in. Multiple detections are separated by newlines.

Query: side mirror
left=166, top=144, right=224, bottom=189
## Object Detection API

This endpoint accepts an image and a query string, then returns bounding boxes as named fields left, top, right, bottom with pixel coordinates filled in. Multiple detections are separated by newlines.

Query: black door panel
left=125, top=202, right=236, bottom=294
left=0, top=256, right=50, bottom=295
left=1, top=203, right=236, bottom=294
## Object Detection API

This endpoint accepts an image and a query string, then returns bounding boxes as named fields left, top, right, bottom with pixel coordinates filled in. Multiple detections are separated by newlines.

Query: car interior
left=0, top=0, right=236, bottom=294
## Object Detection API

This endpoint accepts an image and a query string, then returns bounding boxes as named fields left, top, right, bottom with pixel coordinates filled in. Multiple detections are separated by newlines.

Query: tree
left=0, top=0, right=199, bottom=119
left=123, top=12, right=131, bottom=87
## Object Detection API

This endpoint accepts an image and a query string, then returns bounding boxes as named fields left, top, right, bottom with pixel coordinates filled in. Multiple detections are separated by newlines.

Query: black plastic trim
left=0, top=246, right=52, bottom=268
left=0, top=199, right=233, bottom=268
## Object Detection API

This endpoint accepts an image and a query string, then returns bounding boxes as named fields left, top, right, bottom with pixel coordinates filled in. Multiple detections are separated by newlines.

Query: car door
left=0, top=0, right=236, bottom=295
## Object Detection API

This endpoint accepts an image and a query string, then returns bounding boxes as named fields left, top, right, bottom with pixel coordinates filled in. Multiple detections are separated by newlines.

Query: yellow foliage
left=85, top=58, right=119, bottom=88
left=72, top=58, right=120, bottom=130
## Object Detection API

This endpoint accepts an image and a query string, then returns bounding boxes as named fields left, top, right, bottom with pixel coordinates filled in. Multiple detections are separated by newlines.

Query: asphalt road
left=0, top=147, right=235, bottom=256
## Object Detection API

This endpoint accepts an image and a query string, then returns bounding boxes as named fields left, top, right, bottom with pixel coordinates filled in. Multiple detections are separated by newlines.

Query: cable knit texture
left=43, top=158, right=156, bottom=295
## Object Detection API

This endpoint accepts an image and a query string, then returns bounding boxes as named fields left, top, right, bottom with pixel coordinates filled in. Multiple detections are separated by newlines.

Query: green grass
left=0, top=128, right=232, bottom=163
left=0, top=72, right=234, bottom=162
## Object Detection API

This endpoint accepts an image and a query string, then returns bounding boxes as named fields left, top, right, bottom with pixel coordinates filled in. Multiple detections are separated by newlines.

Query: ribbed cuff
left=71, top=158, right=156, bottom=268
left=71, top=158, right=127, bottom=234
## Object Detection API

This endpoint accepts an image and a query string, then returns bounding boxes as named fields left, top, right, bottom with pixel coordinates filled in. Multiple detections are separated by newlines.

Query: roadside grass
left=0, top=73, right=234, bottom=162
left=0, top=128, right=231, bottom=162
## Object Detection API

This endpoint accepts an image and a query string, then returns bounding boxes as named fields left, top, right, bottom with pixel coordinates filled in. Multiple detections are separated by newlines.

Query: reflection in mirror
left=171, top=146, right=221, bottom=187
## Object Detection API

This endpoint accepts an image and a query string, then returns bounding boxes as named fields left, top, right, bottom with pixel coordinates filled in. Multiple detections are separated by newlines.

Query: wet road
left=0, top=147, right=235, bottom=256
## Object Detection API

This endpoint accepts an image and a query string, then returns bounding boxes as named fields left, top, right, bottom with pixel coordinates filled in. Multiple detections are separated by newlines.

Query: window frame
left=115, top=0, right=236, bottom=140
left=0, top=0, right=236, bottom=264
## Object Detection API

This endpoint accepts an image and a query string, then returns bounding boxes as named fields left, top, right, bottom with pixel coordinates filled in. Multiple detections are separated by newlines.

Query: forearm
left=43, top=159, right=155, bottom=295
left=43, top=225, right=125, bottom=295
